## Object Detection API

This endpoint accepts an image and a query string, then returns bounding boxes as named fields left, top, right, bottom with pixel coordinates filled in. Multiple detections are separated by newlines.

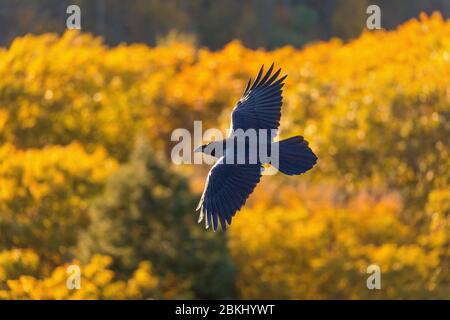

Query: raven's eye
left=203, top=144, right=213, bottom=155
left=203, top=143, right=218, bottom=157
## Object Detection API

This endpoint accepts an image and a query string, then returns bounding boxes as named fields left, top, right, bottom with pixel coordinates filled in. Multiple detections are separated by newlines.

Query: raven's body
left=198, top=136, right=273, bottom=164
left=195, top=64, right=317, bottom=231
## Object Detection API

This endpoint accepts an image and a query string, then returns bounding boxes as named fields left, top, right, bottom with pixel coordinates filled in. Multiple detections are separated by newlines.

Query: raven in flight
left=195, top=64, right=317, bottom=231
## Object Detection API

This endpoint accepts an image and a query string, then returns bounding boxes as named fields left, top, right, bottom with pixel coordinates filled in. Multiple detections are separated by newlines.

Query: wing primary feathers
left=207, top=205, right=213, bottom=230
left=219, top=217, right=227, bottom=232
left=206, top=195, right=219, bottom=232
left=211, top=201, right=219, bottom=231
left=265, top=68, right=282, bottom=86
left=196, top=198, right=202, bottom=211
left=212, top=198, right=224, bottom=229
left=216, top=191, right=229, bottom=222
left=259, top=62, right=274, bottom=86
left=204, top=206, right=209, bottom=229
left=271, top=74, right=288, bottom=87
left=198, top=206, right=204, bottom=223
left=250, top=65, right=264, bottom=90
left=220, top=188, right=234, bottom=222
left=243, top=78, right=252, bottom=95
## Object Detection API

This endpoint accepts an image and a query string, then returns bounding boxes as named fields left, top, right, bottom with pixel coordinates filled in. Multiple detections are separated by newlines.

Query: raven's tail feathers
left=275, top=136, right=317, bottom=175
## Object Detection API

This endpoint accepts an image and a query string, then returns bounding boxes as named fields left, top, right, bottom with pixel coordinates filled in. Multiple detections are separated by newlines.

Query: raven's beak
left=194, top=145, right=202, bottom=153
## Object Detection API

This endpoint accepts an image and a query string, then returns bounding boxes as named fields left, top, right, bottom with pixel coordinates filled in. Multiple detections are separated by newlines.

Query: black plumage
left=196, top=64, right=317, bottom=231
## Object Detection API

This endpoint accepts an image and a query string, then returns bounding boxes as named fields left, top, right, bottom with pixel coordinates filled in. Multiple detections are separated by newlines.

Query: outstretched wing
left=230, top=64, right=287, bottom=135
left=196, top=157, right=262, bottom=231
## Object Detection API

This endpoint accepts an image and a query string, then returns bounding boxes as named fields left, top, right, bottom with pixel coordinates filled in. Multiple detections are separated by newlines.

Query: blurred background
left=0, top=0, right=448, bottom=299
left=2, top=0, right=450, bottom=48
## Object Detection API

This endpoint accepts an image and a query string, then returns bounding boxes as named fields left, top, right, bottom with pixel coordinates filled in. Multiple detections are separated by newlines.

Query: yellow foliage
left=0, top=31, right=195, bottom=159
left=0, top=143, right=117, bottom=265
left=0, top=249, right=40, bottom=282
left=0, top=255, right=161, bottom=299
left=229, top=185, right=448, bottom=299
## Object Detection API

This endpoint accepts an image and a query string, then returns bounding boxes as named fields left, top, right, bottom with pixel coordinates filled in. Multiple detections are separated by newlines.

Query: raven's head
left=194, top=141, right=222, bottom=157
left=194, top=143, right=209, bottom=153
left=194, top=142, right=214, bottom=154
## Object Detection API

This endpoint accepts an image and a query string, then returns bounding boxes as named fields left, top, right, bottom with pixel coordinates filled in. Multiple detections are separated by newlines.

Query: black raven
left=195, top=64, right=317, bottom=231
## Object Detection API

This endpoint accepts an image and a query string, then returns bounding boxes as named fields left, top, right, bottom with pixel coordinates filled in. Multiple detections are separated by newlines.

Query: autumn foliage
left=0, top=13, right=448, bottom=299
